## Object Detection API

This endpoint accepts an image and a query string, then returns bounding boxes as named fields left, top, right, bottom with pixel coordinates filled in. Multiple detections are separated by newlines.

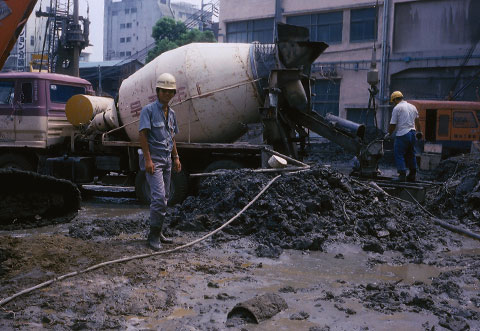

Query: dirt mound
left=426, top=153, right=480, bottom=229
left=166, top=166, right=455, bottom=261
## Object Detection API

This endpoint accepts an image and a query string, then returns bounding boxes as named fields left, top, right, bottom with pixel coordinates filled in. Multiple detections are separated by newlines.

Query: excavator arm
left=0, top=0, right=38, bottom=70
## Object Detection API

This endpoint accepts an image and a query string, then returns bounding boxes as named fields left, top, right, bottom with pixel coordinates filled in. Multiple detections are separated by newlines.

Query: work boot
left=395, top=171, right=406, bottom=182
left=406, top=169, right=416, bottom=182
left=147, top=226, right=162, bottom=251
left=159, top=231, right=173, bottom=244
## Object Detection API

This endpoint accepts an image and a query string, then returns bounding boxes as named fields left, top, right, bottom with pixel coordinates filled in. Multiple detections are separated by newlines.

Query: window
left=120, top=52, right=125, bottom=57
left=112, top=10, right=118, bottom=16
left=30, top=36, right=35, bottom=46
left=120, top=37, right=125, bottom=43
left=21, top=83, right=33, bottom=103
left=131, top=8, right=137, bottom=13
left=350, top=8, right=377, bottom=42
left=313, top=79, right=340, bottom=116
left=0, top=81, right=15, bottom=104
left=438, top=115, right=449, bottom=137
left=160, top=0, right=166, bottom=4
left=287, top=11, right=342, bottom=43
left=126, top=23, right=132, bottom=28
left=50, top=84, right=86, bottom=103
left=226, top=18, right=274, bottom=43
left=126, top=37, right=131, bottom=42
left=453, top=111, right=478, bottom=128
left=125, top=8, right=130, bottom=14
left=126, top=51, right=131, bottom=56
left=120, top=23, right=125, bottom=29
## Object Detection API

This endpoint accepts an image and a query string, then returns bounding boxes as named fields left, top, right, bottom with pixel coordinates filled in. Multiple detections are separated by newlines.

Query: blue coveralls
left=138, top=100, right=178, bottom=228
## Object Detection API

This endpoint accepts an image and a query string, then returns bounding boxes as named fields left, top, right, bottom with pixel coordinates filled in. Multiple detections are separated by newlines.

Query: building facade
left=218, top=0, right=480, bottom=131
left=103, top=0, right=201, bottom=62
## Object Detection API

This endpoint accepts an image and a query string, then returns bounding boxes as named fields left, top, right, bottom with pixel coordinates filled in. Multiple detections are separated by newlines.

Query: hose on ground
left=0, top=174, right=283, bottom=307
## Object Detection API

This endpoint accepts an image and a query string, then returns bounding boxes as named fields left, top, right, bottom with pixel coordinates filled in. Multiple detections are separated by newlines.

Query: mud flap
left=0, top=169, right=81, bottom=228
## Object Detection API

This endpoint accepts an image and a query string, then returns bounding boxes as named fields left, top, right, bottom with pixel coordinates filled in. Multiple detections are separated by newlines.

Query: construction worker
left=139, top=73, right=181, bottom=250
left=384, top=91, right=422, bottom=182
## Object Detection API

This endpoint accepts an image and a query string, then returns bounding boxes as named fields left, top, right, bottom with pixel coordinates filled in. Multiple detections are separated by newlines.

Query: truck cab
left=409, top=100, right=480, bottom=156
left=0, top=72, right=93, bottom=170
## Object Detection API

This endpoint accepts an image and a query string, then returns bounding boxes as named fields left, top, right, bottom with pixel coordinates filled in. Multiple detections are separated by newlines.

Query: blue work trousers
left=394, top=130, right=417, bottom=173
left=145, top=161, right=171, bottom=228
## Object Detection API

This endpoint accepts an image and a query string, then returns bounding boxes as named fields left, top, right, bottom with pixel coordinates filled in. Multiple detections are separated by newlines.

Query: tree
left=146, top=17, right=216, bottom=63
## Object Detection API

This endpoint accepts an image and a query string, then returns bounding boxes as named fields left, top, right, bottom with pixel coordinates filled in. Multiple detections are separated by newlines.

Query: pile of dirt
left=166, top=166, right=456, bottom=261
left=426, top=153, right=480, bottom=230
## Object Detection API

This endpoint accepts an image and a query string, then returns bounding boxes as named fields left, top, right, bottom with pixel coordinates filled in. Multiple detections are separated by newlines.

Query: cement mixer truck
left=40, top=24, right=383, bottom=205
left=1, top=24, right=383, bottom=225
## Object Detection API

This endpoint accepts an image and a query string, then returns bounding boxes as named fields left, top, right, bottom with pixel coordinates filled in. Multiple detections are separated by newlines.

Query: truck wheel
left=204, top=160, right=243, bottom=173
left=0, top=154, right=34, bottom=171
left=135, top=170, right=189, bottom=206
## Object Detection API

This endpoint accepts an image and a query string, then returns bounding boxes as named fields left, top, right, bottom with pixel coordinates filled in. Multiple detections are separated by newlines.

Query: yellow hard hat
left=156, top=73, right=176, bottom=90
left=390, top=91, right=403, bottom=102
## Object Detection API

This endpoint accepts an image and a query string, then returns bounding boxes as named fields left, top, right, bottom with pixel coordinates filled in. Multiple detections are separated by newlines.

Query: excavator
left=0, top=0, right=81, bottom=227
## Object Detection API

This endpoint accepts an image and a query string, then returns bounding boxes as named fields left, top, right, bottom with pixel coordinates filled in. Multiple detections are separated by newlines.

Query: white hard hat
left=156, top=73, right=176, bottom=90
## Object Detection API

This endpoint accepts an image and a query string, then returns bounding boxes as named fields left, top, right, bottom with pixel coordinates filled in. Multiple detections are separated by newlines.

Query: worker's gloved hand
left=416, top=131, right=423, bottom=140
left=384, top=133, right=391, bottom=140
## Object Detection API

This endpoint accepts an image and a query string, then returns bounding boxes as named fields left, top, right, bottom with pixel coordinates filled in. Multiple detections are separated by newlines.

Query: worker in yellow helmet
left=384, top=91, right=422, bottom=182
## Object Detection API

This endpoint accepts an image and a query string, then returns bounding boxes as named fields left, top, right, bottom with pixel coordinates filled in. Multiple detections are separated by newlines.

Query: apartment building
left=218, top=0, right=480, bottom=130
left=103, top=0, right=200, bottom=62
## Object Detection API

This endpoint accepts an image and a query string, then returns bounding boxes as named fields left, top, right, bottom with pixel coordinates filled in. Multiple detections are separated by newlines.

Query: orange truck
left=409, top=100, right=480, bottom=155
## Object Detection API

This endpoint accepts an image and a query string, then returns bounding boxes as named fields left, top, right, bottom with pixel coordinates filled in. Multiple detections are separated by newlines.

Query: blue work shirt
left=138, top=100, right=179, bottom=165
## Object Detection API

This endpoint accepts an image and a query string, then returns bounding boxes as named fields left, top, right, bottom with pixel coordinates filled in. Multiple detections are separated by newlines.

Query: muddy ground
left=0, top=141, right=479, bottom=330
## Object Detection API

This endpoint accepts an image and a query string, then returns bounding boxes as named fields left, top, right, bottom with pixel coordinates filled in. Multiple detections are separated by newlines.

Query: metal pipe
left=380, top=0, right=389, bottom=104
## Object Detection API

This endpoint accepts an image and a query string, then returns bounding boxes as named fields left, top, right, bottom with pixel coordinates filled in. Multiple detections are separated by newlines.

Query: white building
left=103, top=0, right=201, bottom=62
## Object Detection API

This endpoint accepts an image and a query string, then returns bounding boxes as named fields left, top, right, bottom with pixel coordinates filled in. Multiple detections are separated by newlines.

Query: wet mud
left=0, top=143, right=479, bottom=330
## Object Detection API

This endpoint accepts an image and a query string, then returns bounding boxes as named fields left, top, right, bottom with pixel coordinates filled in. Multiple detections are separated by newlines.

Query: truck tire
left=135, top=170, right=189, bottom=206
left=0, top=154, right=34, bottom=171
left=204, top=160, right=243, bottom=173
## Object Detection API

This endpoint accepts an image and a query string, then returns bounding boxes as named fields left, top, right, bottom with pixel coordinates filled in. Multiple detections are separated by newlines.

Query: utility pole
left=71, top=0, right=80, bottom=76
left=98, top=64, right=102, bottom=95
left=200, top=0, right=204, bottom=31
